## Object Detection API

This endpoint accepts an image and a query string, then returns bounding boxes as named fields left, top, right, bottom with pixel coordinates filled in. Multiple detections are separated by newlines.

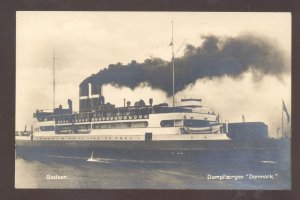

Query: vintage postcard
left=15, top=11, right=291, bottom=189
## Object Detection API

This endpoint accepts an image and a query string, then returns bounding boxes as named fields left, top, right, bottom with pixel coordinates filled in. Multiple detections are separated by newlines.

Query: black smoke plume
left=81, top=34, right=288, bottom=96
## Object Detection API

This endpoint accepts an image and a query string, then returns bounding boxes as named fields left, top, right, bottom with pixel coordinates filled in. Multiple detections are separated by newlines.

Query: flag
left=282, top=100, right=290, bottom=123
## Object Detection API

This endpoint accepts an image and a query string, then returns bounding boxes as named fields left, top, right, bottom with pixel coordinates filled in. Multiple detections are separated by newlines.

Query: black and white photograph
left=15, top=11, right=291, bottom=189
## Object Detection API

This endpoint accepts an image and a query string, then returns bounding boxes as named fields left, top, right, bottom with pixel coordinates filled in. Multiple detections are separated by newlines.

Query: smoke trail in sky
left=81, top=34, right=288, bottom=96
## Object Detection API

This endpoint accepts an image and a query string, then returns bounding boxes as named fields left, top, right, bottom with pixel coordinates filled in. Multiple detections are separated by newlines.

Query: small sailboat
left=87, top=151, right=110, bottom=163
left=87, top=151, right=97, bottom=162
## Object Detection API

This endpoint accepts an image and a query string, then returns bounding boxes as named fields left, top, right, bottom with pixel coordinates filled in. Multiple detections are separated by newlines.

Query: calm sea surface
left=15, top=154, right=291, bottom=189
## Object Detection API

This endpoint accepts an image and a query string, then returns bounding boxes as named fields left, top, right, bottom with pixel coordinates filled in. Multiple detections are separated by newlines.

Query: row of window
left=92, top=121, right=148, bottom=129
left=55, top=115, right=149, bottom=124
left=35, top=136, right=142, bottom=140
left=39, top=121, right=149, bottom=133
left=39, top=120, right=212, bottom=133
left=56, top=124, right=91, bottom=130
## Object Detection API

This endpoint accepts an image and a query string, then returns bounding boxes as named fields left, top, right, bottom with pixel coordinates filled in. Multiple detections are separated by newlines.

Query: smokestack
left=68, top=99, right=73, bottom=112
left=79, top=83, right=88, bottom=113
left=149, top=98, right=153, bottom=106
left=99, top=84, right=103, bottom=96
left=97, top=84, right=104, bottom=106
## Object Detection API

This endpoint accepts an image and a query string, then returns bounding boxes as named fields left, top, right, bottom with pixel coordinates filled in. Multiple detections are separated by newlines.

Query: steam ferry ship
left=16, top=79, right=284, bottom=163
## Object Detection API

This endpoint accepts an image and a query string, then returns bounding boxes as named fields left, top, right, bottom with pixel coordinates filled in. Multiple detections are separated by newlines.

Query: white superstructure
left=32, top=99, right=230, bottom=142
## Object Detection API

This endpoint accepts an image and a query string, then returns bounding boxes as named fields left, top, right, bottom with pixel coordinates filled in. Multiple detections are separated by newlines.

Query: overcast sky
left=16, top=12, right=291, bottom=137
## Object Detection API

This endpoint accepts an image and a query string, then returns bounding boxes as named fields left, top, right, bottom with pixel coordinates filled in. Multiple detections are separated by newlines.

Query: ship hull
left=15, top=138, right=289, bottom=165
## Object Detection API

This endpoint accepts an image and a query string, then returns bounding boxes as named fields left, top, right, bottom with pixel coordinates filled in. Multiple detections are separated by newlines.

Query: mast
left=281, top=100, right=284, bottom=138
left=53, top=49, right=56, bottom=110
left=172, top=21, right=175, bottom=107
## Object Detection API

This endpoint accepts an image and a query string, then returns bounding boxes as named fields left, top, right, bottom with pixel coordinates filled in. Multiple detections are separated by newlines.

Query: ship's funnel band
left=80, top=96, right=88, bottom=100
left=88, top=83, right=92, bottom=98
left=91, top=94, right=100, bottom=98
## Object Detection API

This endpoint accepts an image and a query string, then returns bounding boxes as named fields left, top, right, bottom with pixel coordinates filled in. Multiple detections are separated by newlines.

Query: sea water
left=15, top=153, right=291, bottom=189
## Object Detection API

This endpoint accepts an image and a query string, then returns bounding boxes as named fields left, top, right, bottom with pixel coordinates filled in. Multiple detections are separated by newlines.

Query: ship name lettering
left=247, top=174, right=274, bottom=180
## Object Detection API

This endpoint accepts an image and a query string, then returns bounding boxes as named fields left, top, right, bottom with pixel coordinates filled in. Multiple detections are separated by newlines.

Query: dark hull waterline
left=16, top=139, right=290, bottom=165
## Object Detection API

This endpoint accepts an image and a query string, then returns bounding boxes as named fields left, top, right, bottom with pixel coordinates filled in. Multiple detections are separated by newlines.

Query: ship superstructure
left=32, top=81, right=228, bottom=142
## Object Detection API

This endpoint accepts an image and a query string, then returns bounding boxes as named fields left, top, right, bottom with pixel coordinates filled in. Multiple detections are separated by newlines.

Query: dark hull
left=16, top=139, right=290, bottom=165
